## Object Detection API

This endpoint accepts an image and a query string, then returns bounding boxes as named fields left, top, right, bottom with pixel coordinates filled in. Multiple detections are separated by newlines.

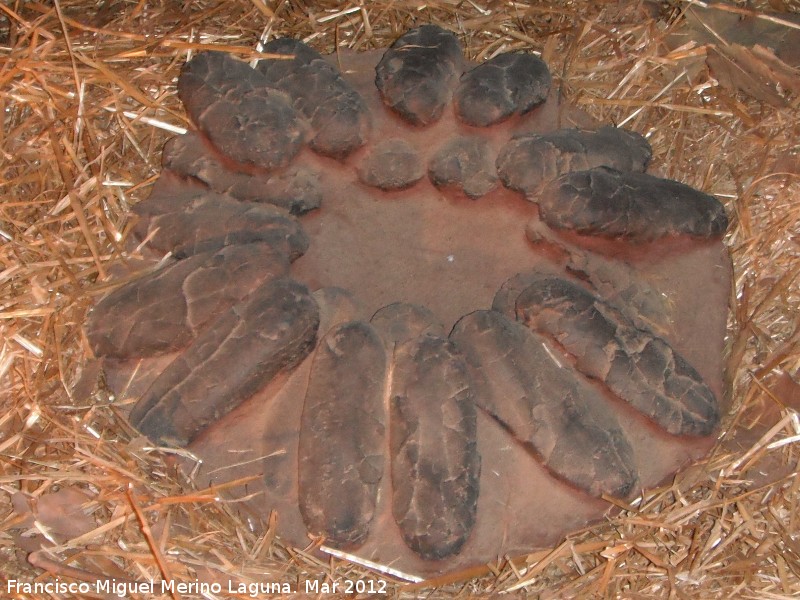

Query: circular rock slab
left=83, top=27, right=732, bottom=579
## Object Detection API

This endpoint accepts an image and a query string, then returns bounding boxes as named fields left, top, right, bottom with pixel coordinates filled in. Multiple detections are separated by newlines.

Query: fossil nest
left=85, top=25, right=731, bottom=576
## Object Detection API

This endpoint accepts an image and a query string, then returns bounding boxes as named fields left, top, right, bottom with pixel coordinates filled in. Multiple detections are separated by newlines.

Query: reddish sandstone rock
left=83, top=27, right=731, bottom=578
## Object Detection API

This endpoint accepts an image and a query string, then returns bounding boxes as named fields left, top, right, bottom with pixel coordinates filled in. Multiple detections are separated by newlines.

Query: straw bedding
left=1, top=0, right=799, bottom=597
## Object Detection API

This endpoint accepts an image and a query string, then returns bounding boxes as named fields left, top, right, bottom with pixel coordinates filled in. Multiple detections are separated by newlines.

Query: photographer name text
left=8, top=576, right=388, bottom=597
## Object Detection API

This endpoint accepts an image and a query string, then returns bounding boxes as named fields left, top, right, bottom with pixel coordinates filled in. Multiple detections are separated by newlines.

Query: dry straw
left=1, top=0, right=799, bottom=597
